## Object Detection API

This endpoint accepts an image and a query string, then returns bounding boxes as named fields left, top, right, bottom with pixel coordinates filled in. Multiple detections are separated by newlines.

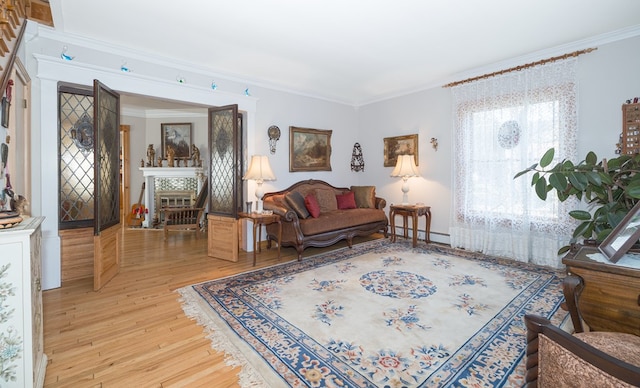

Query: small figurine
left=157, top=156, right=163, bottom=167
left=166, top=145, right=175, bottom=167
left=140, top=159, right=145, bottom=168
left=146, top=144, right=155, bottom=167
left=191, top=144, right=201, bottom=167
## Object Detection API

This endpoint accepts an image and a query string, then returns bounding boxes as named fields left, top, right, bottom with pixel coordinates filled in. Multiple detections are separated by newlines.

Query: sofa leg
left=347, top=238, right=353, bottom=248
left=296, top=248, right=303, bottom=261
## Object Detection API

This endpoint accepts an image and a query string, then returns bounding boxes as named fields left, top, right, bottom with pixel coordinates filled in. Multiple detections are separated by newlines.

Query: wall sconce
left=243, top=155, right=276, bottom=212
left=390, top=154, right=420, bottom=204
left=430, top=138, right=438, bottom=151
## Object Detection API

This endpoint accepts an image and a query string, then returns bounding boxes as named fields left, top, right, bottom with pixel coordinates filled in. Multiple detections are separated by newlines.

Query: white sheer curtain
left=450, top=58, right=578, bottom=268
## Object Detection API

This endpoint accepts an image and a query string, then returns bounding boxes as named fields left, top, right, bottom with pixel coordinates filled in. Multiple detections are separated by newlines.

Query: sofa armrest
left=263, top=201, right=299, bottom=222
left=375, top=197, right=387, bottom=210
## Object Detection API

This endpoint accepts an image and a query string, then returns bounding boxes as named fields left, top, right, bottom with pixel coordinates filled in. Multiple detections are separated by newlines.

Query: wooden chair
left=524, top=314, right=640, bottom=387
left=162, top=178, right=208, bottom=241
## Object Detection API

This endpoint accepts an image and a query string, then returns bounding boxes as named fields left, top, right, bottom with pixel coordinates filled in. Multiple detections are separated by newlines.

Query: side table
left=389, top=204, right=431, bottom=247
left=239, top=212, right=282, bottom=266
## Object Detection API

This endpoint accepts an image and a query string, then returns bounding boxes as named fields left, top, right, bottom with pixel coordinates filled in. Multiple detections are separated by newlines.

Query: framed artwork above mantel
left=161, top=123, right=192, bottom=160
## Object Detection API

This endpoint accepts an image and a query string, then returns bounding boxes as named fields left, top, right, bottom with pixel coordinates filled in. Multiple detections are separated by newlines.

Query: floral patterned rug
left=178, top=240, right=568, bottom=387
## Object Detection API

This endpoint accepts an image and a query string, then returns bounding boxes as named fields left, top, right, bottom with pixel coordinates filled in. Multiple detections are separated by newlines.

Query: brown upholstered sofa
left=262, top=179, right=388, bottom=259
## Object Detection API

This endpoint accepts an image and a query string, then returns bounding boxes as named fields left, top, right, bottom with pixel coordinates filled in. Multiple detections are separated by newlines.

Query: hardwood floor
left=43, top=228, right=382, bottom=387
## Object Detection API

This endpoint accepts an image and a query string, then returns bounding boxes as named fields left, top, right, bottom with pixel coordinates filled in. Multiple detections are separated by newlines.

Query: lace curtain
left=450, top=58, right=578, bottom=268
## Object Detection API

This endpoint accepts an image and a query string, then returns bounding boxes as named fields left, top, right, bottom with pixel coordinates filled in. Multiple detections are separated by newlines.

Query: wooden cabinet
left=562, top=246, right=640, bottom=336
left=621, top=103, right=640, bottom=155
left=0, top=217, right=46, bottom=387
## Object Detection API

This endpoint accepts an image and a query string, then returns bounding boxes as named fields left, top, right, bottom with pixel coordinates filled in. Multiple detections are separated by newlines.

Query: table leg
left=402, top=214, right=409, bottom=239
left=390, top=209, right=397, bottom=242
left=424, top=209, right=431, bottom=243
left=277, top=219, right=282, bottom=260
left=412, top=213, right=418, bottom=248
left=252, top=221, right=258, bottom=266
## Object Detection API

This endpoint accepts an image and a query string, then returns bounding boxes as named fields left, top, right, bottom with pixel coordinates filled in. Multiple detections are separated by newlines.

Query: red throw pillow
left=305, top=193, right=321, bottom=218
left=336, top=191, right=356, bottom=210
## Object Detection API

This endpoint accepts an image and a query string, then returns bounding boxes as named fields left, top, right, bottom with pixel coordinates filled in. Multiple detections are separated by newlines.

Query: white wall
left=22, top=21, right=640, bottom=288
left=358, top=34, right=640, bottom=244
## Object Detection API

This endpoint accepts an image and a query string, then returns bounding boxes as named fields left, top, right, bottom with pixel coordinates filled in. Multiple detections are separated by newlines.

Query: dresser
left=562, top=245, right=640, bottom=336
left=0, top=217, right=46, bottom=387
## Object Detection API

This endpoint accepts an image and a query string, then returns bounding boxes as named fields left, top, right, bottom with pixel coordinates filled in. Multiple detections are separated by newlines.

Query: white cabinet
left=0, top=217, right=46, bottom=387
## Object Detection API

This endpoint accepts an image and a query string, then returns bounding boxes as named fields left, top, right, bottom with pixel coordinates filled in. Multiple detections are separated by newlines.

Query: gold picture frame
left=383, top=134, right=419, bottom=167
left=161, top=123, right=192, bottom=160
left=289, top=126, right=332, bottom=172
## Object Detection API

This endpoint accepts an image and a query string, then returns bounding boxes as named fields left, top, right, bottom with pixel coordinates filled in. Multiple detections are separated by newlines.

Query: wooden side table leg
left=412, top=212, right=418, bottom=247
left=252, top=221, right=258, bottom=266
left=277, top=219, right=282, bottom=260
left=425, top=209, right=431, bottom=243
left=390, top=210, right=397, bottom=242
left=402, top=214, right=409, bottom=239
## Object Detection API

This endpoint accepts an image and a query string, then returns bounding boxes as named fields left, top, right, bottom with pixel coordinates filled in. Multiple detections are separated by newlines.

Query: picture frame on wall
left=161, top=123, right=192, bottom=160
left=383, top=134, right=419, bottom=167
left=289, top=126, right=332, bottom=172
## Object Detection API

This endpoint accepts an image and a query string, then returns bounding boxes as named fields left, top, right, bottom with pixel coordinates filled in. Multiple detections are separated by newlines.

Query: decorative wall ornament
left=430, top=137, right=438, bottom=151
left=70, top=113, right=94, bottom=156
left=351, top=142, right=365, bottom=172
left=268, top=125, right=280, bottom=154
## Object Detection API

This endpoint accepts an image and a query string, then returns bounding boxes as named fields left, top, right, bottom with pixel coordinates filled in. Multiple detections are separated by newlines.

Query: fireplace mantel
left=139, top=167, right=205, bottom=228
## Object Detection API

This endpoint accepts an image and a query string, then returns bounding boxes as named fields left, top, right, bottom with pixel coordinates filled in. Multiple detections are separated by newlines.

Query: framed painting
left=289, top=126, right=332, bottom=172
left=161, top=123, right=192, bottom=160
left=383, top=134, right=418, bottom=167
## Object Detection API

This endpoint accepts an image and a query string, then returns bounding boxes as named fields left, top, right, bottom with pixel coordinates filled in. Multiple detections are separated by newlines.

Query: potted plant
left=515, top=148, right=640, bottom=254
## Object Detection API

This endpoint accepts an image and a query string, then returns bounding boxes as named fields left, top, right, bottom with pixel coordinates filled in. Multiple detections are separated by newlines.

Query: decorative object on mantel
left=390, top=154, right=420, bottom=204
left=146, top=144, right=155, bottom=167
left=166, top=145, right=175, bottom=167
left=243, top=155, right=276, bottom=213
left=157, top=156, right=163, bottom=167
left=268, top=125, right=280, bottom=154
left=430, top=137, right=438, bottom=151
left=191, top=144, right=201, bottom=167
left=350, top=142, right=364, bottom=172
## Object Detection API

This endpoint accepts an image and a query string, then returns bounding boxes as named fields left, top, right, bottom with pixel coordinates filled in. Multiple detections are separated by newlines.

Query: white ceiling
left=50, top=0, right=640, bottom=106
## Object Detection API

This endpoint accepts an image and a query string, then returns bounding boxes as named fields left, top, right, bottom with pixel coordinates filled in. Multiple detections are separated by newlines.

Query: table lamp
left=390, top=154, right=419, bottom=204
left=243, top=155, right=276, bottom=212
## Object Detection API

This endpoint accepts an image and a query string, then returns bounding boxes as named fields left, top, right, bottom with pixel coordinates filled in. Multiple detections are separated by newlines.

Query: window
left=450, top=59, right=578, bottom=267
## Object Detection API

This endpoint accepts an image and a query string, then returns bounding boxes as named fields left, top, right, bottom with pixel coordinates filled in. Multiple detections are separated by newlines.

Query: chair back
left=194, top=178, right=208, bottom=208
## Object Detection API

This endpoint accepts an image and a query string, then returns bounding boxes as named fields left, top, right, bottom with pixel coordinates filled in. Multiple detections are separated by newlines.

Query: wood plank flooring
left=43, top=228, right=382, bottom=387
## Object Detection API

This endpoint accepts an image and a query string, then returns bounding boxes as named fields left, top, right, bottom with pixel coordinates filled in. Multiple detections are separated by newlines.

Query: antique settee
left=262, top=180, right=388, bottom=259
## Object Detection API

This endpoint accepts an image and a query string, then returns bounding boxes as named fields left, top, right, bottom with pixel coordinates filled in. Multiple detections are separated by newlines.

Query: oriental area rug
left=178, top=240, right=568, bottom=387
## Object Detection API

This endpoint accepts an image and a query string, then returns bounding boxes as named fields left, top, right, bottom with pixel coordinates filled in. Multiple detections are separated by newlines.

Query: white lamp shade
left=243, top=155, right=276, bottom=182
left=390, top=154, right=419, bottom=178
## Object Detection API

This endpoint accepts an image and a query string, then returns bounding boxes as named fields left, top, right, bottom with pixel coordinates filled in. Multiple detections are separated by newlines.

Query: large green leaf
left=535, top=176, right=548, bottom=200
left=539, top=148, right=555, bottom=168
left=549, top=173, right=568, bottom=191
left=569, top=210, right=591, bottom=220
left=585, top=151, right=598, bottom=165
left=572, top=221, right=593, bottom=238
